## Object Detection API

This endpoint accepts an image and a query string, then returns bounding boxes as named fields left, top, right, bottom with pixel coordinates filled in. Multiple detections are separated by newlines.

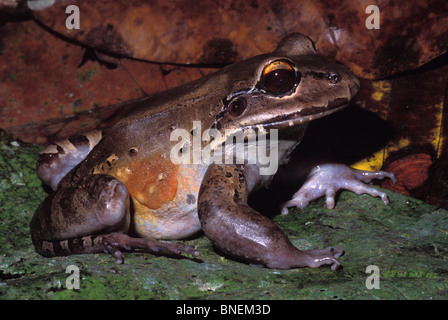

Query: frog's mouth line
left=245, top=104, right=348, bottom=131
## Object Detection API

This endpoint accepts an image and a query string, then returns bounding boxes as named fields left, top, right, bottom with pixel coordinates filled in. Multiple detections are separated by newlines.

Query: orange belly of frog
left=93, top=154, right=203, bottom=239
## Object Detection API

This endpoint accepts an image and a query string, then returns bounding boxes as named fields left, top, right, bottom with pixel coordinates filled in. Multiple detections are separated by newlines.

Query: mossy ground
left=1, top=130, right=447, bottom=300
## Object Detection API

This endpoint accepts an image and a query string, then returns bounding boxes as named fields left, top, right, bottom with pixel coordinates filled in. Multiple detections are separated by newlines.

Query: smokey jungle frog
left=31, top=33, right=396, bottom=270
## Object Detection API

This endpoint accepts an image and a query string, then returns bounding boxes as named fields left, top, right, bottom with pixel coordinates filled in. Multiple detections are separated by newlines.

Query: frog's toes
left=280, top=164, right=396, bottom=213
left=100, top=233, right=199, bottom=263
left=147, top=240, right=200, bottom=258
left=101, top=240, right=125, bottom=264
left=304, top=246, right=344, bottom=270
left=306, top=246, right=344, bottom=259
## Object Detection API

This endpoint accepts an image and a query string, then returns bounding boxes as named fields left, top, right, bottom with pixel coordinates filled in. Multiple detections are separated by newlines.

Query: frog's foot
left=99, top=233, right=200, bottom=264
left=256, top=245, right=344, bottom=270
left=281, top=164, right=397, bottom=214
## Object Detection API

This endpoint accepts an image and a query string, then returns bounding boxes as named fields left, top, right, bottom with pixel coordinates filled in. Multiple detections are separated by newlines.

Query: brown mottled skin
left=31, top=33, right=395, bottom=270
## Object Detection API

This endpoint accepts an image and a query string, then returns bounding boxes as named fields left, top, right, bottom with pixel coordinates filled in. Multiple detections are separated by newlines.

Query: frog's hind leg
left=31, top=174, right=198, bottom=263
left=37, top=130, right=103, bottom=191
left=198, top=164, right=343, bottom=270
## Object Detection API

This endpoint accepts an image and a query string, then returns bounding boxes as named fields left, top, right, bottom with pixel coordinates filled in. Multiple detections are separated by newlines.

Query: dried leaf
left=33, top=0, right=448, bottom=79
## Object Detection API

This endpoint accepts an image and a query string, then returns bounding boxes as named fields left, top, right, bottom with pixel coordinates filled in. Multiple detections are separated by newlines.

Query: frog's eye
left=261, top=60, right=299, bottom=95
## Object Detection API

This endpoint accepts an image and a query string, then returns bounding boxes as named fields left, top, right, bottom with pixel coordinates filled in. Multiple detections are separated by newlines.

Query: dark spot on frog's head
left=225, top=172, right=233, bottom=178
left=200, top=38, right=238, bottom=64
left=186, top=194, right=196, bottom=205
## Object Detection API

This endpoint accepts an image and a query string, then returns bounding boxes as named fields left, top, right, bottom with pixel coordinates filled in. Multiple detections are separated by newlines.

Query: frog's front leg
left=281, top=164, right=397, bottom=214
left=198, top=164, right=343, bottom=270
left=30, top=174, right=198, bottom=263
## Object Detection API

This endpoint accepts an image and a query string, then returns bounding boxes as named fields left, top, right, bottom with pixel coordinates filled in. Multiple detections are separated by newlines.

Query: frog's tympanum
left=31, top=34, right=396, bottom=270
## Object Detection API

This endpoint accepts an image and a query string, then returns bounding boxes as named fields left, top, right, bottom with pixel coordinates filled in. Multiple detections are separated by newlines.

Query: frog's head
left=213, top=33, right=360, bottom=131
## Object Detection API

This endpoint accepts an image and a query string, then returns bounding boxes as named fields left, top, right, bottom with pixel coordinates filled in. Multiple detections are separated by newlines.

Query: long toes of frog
left=324, top=188, right=337, bottom=209
left=99, top=233, right=199, bottom=262
left=280, top=199, right=309, bottom=214
left=368, top=188, right=390, bottom=204
left=310, top=255, right=341, bottom=270
left=355, top=184, right=391, bottom=204
left=306, top=246, right=344, bottom=270
left=307, top=246, right=344, bottom=258
left=355, top=169, right=397, bottom=184
left=327, top=246, right=344, bottom=258
left=150, top=241, right=200, bottom=257
left=101, top=239, right=125, bottom=264
left=380, top=192, right=390, bottom=204
left=280, top=192, right=314, bottom=214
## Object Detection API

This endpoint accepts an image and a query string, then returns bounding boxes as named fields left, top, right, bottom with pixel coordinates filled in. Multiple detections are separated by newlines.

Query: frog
left=31, top=33, right=396, bottom=270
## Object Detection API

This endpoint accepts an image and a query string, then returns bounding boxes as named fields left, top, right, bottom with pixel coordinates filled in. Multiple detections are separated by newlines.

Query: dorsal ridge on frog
left=31, top=33, right=395, bottom=270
